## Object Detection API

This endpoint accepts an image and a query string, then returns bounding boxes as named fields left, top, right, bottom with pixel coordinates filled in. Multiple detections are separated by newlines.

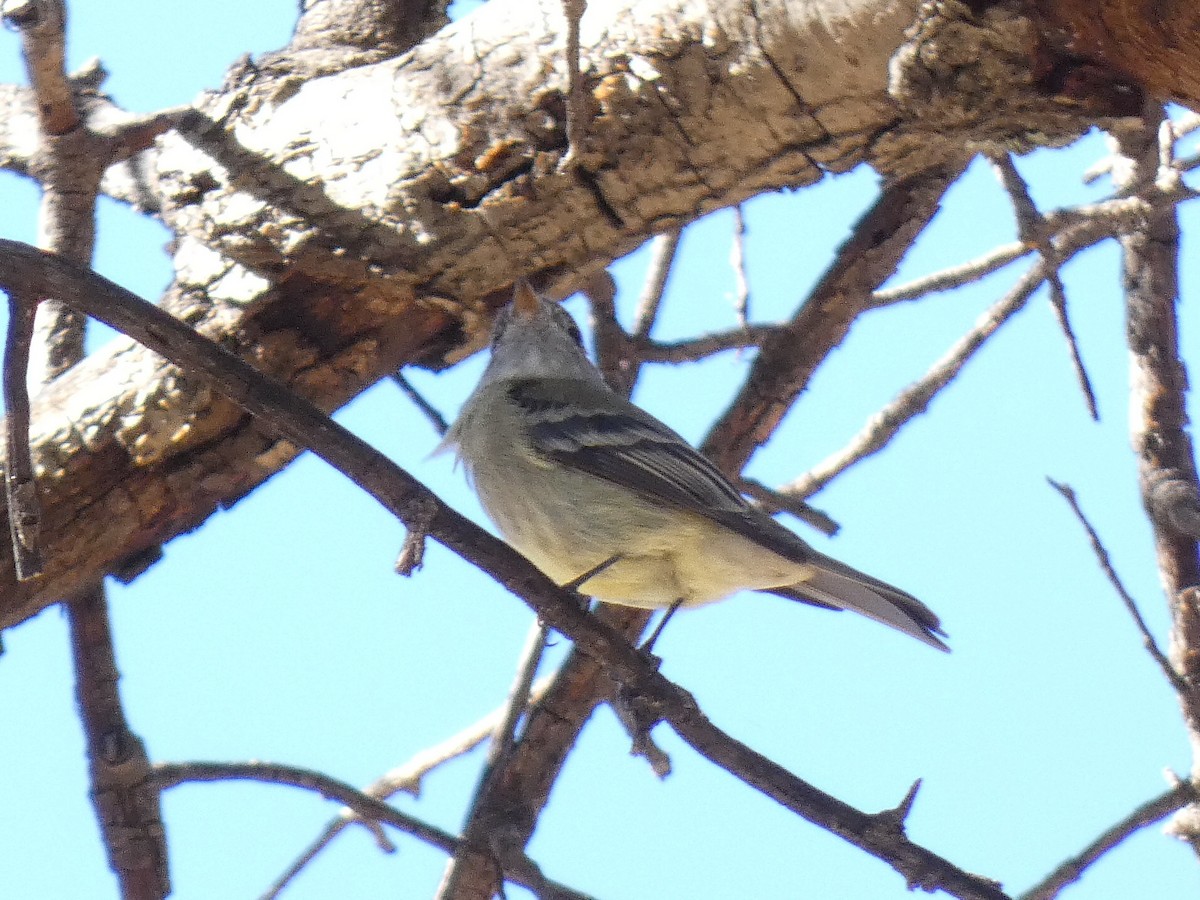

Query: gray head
left=480, top=281, right=606, bottom=386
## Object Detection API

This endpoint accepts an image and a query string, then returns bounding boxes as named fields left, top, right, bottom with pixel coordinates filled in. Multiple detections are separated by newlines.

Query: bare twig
left=559, top=0, right=587, bottom=169
left=154, top=761, right=594, bottom=900
left=0, top=241, right=1010, bottom=900
left=632, top=325, right=776, bottom=363
left=871, top=242, right=1033, bottom=307
left=1047, top=478, right=1188, bottom=696
left=7, top=8, right=176, bottom=898
left=702, top=163, right=965, bottom=473
left=392, top=371, right=448, bottom=436
left=1020, top=781, right=1199, bottom=900
left=619, top=228, right=681, bottom=394
left=263, top=675, right=556, bottom=900
left=730, top=205, right=749, bottom=327
left=4, top=293, right=43, bottom=579
left=632, top=229, right=680, bottom=339
left=990, top=153, right=1097, bottom=420
left=784, top=260, right=1050, bottom=500
left=737, top=478, right=839, bottom=537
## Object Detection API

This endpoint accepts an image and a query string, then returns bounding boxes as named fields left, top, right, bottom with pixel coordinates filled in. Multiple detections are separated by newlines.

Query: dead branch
left=68, top=586, right=169, bottom=899
left=0, top=241, right=1008, bottom=899
left=871, top=242, right=1033, bottom=307
left=3, top=292, right=42, bottom=579
left=1020, top=781, right=1199, bottom=900
left=154, top=761, right=594, bottom=900
left=1115, top=112, right=1200, bottom=847
left=784, top=259, right=1050, bottom=500
left=701, top=163, right=965, bottom=473
left=1047, top=478, right=1187, bottom=695
left=989, top=152, right=1097, bottom=419
left=263, top=674, right=556, bottom=899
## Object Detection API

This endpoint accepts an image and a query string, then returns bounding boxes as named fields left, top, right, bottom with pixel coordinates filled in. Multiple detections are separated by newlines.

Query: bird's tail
left=768, top=555, right=948, bottom=651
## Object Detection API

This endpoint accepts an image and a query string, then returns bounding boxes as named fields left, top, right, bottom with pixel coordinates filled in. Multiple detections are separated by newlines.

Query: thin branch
left=738, top=477, right=839, bottom=537
left=1020, top=782, right=1199, bottom=900
left=391, top=371, right=448, bottom=435
left=784, top=260, right=1050, bottom=500
left=701, top=162, right=966, bottom=473
left=154, top=761, right=594, bottom=900
left=632, top=324, right=776, bottom=363
left=263, top=674, right=556, bottom=899
left=619, top=227, right=681, bottom=394
left=730, top=205, right=749, bottom=327
left=989, top=152, right=1097, bottom=420
left=870, top=241, right=1033, bottom=307
left=632, top=229, right=680, bottom=339
left=0, top=241, right=1009, bottom=900
left=1047, top=478, right=1189, bottom=696
left=4, top=293, right=43, bottom=579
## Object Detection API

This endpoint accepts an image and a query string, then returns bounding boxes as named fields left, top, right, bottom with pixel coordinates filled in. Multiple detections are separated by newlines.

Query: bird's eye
left=565, top=321, right=584, bottom=347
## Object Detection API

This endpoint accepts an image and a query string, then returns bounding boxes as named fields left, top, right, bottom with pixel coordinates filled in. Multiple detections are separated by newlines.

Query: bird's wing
left=506, top=377, right=815, bottom=564
left=508, top=377, right=947, bottom=650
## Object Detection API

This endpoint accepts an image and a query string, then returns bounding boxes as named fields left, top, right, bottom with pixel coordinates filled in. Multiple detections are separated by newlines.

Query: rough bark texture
left=0, top=0, right=1131, bottom=626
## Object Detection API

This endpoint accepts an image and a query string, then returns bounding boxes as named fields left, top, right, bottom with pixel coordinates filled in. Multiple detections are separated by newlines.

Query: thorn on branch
left=4, top=292, right=44, bottom=580
left=876, top=778, right=922, bottom=829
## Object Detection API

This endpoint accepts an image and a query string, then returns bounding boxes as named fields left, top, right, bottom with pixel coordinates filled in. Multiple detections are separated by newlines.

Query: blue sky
left=2, top=2, right=1199, bottom=898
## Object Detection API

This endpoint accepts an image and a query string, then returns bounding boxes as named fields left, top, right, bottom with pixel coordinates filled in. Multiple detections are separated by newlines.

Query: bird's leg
left=560, top=554, right=622, bottom=602
left=640, top=598, right=683, bottom=655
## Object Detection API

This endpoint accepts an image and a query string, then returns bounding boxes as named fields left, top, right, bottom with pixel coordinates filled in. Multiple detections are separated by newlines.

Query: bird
left=442, top=280, right=947, bottom=651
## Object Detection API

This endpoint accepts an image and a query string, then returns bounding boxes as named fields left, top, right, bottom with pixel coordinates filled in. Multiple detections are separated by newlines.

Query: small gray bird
left=444, top=281, right=947, bottom=650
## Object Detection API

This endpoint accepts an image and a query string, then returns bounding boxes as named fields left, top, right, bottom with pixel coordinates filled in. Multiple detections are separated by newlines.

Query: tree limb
left=0, top=240, right=1009, bottom=900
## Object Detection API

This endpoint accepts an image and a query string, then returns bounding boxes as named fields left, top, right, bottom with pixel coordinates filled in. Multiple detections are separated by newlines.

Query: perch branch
left=0, top=240, right=1009, bottom=900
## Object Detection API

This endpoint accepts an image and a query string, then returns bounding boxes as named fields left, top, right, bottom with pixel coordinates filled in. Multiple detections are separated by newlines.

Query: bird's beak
left=512, top=278, right=540, bottom=319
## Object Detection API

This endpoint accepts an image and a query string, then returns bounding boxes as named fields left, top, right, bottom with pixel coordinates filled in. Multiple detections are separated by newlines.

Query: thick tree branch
left=1116, top=115, right=1200, bottom=847
left=0, top=0, right=1139, bottom=628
